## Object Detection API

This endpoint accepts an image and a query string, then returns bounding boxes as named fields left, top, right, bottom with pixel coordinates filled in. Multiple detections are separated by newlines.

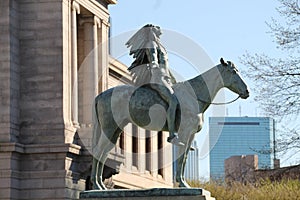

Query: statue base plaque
left=80, top=188, right=215, bottom=200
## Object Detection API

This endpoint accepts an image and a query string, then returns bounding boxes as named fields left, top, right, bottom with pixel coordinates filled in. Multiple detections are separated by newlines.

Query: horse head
left=219, top=58, right=249, bottom=99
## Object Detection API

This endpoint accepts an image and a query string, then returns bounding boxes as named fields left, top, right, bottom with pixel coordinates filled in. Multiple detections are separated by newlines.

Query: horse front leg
left=174, top=132, right=190, bottom=188
left=175, top=132, right=196, bottom=188
left=175, top=153, right=190, bottom=188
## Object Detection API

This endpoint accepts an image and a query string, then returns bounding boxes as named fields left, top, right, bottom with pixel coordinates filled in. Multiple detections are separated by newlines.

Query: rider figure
left=127, top=24, right=182, bottom=145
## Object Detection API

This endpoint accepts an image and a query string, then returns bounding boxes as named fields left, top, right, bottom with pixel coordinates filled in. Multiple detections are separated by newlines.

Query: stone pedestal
left=80, top=188, right=216, bottom=200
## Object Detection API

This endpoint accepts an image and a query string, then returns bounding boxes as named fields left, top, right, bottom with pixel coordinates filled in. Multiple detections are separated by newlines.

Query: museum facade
left=0, top=0, right=172, bottom=199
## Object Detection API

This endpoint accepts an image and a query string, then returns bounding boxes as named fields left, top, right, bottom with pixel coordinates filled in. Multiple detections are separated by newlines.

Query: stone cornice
left=75, top=0, right=111, bottom=24
left=0, top=142, right=81, bottom=155
left=104, top=0, right=117, bottom=4
left=109, top=56, right=132, bottom=83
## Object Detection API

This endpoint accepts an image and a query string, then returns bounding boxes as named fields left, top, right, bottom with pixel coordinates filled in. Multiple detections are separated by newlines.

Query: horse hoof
left=179, top=182, right=191, bottom=188
left=100, top=185, right=108, bottom=190
left=91, top=179, right=103, bottom=190
left=92, top=183, right=101, bottom=190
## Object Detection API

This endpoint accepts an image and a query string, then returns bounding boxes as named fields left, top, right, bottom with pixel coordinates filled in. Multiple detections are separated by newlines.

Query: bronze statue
left=126, top=24, right=180, bottom=145
left=90, top=25, right=250, bottom=190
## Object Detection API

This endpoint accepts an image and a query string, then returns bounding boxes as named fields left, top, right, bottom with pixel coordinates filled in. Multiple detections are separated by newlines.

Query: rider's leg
left=149, top=83, right=183, bottom=145
left=166, top=95, right=178, bottom=142
left=160, top=79, right=180, bottom=144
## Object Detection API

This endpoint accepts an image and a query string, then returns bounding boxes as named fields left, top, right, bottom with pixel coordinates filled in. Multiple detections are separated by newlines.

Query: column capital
left=72, top=0, right=80, bottom=14
left=94, top=16, right=101, bottom=28
left=79, top=16, right=101, bottom=27
left=79, top=16, right=109, bottom=28
left=101, top=19, right=110, bottom=27
left=79, top=16, right=93, bottom=26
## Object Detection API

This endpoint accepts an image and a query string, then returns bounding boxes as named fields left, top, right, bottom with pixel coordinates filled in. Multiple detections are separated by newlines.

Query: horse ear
left=220, top=58, right=227, bottom=66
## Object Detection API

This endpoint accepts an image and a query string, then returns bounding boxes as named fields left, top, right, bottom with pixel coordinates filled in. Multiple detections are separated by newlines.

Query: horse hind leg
left=91, top=142, right=107, bottom=190
left=91, top=158, right=105, bottom=190
left=92, top=127, right=123, bottom=190
left=91, top=120, right=105, bottom=189
left=91, top=99, right=103, bottom=189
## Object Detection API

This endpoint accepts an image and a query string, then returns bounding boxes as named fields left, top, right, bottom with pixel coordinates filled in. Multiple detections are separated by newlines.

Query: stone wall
left=0, top=0, right=20, bottom=143
left=18, top=0, right=67, bottom=145
left=0, top=0, right=114, bottom=199
left=0, top=1, right=21, bottom=199
left=0, top=0, right=174, bottom=199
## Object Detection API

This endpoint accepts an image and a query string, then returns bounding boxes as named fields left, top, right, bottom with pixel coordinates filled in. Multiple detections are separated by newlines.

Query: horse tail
left=92, top=97, right=101, bottom=159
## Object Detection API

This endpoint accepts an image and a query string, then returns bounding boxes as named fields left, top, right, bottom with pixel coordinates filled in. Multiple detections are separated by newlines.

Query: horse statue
left=90, top=58, right=249, bottom=190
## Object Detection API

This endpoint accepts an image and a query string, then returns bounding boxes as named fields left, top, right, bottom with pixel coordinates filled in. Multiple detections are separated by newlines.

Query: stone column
left=98, top=19, right=109, bottom=92
left=138, top=128, right=146, bottom=173
left=80, top=16, right=100, bottom=125
left=93, top=16, right=101, bottom=93
left=163, top=131, right=173, bottom=183
left=71, top=1, right=80, bottom=127
left=161, top=132, right=168, bottom=178
left=124, top=124, right=132, bottom=171
left=151, top=131, right=158, bottom=177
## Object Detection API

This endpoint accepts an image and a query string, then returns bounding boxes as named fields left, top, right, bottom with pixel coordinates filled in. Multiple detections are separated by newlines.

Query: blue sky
left=107, top=1, right=297, bottom=177
left=109, top=0, right=281, bottom=60
left=108, top=0, right=282, bottom=116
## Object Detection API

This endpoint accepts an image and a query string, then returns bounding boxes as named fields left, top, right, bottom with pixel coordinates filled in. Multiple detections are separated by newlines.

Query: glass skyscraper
left=184, top=140, right=200, bottom=181
left=209, top=117, right=276, bottom=180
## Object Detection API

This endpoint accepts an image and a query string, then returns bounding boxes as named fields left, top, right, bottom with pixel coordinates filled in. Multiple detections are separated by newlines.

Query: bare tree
left=241, top=0, right=300, bottom=158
